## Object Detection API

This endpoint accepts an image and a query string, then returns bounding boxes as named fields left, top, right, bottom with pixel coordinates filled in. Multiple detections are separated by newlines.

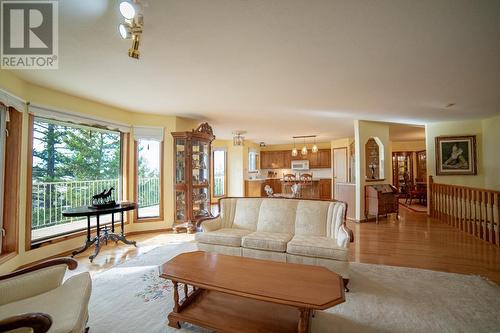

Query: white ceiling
left=11, top=0, right=500, bottom=144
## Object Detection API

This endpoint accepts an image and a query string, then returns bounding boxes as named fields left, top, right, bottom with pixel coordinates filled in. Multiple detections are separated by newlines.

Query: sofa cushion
left=0, top=272, right=92, bottom=333
left=232, top=198, right=263, bottom=231
left=242, top=232, right=293, bottom=252
left=195, top=228, right=252, bottom=247
left=286, top=235, right=348, bottom=261
left=257, top=199, right=298, bottom=233
left=295, top=200, right=330, bottom=236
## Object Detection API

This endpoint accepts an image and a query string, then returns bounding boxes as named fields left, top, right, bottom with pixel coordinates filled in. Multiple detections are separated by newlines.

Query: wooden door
left=333, top=148, right=347, bottom=197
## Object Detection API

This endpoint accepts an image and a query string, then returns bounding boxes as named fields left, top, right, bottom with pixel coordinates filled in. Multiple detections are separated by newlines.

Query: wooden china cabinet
left=172, top=123, right=215, bottom=233
left=392, top=151, right=413, bottom=194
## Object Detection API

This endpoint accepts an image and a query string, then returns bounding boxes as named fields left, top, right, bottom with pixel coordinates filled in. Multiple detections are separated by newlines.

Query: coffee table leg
left=168, top=281, right=181, bottom=329
left=298, top=308, right=311, bottom=333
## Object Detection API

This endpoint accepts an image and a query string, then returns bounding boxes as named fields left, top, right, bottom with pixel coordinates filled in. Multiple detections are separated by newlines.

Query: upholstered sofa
left=195, top=197, right=353, bottom=289
left=0, top=258, right=92, bottom=333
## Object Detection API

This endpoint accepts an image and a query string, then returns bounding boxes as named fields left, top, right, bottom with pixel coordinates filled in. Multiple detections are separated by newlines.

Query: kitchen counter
left=246, top=178, right=331, bottom=182
left=244, top=178, right=332, bottom=199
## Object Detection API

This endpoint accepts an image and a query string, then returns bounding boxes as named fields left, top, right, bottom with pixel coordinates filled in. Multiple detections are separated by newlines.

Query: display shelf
left=172, top=123, right=215, bottom=233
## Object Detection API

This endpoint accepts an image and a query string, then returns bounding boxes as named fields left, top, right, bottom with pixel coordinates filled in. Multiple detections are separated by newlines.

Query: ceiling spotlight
left=118, top=0, right=144, bottom=59
left=118, top=24, right=131, bottom=39
left=119, top=1, right=136, bottom=20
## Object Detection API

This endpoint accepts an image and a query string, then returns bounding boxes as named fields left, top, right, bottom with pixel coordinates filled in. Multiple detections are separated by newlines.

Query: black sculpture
left=91, top=187, right=117, bottom=209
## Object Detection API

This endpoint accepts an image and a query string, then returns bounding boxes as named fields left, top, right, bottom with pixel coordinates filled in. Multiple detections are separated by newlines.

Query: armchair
left=0, top=258, right=92, bottom=333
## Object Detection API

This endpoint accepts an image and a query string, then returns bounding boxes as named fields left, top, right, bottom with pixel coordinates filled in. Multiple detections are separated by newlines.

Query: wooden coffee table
left=160, top=251, right=345, bottom=333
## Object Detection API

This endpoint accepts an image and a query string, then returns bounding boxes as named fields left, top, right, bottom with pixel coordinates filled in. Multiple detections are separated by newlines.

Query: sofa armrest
left=199, top=216, right=222, bottom=232
left=0, top=258, right=78, bottom=306
left=0, top=313, right=52, bottom=333
left=336, top=224, right=353, bottom=248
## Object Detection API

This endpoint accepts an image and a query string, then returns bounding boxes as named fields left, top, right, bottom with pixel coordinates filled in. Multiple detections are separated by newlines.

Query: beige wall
left=425, top=119, right=484, bottom=188
left=482, top=114, right=500, bottom=190
left=354, top=120, right=392, bottom=221
left=0, top=71, right=197, bottom=273
left=391, top=140, right=426, bottom=152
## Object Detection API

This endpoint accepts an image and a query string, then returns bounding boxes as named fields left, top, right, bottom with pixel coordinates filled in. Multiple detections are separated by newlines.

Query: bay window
left=30, top=117, right=123, bottom=243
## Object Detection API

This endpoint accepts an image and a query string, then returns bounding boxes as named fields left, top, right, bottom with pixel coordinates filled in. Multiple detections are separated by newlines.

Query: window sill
left=30, top=220, right=130, bottom=249
left=135, top=216, right=164, bottom=223
left=0, top=252, right=17, bottom=265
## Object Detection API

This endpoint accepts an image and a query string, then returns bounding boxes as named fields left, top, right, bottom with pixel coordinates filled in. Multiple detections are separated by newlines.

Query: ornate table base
left=71, top=209, right=136, bottom=262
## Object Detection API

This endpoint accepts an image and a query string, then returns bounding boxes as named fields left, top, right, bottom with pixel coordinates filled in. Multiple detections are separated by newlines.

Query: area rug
left=87, top=241, right=500, bottom=333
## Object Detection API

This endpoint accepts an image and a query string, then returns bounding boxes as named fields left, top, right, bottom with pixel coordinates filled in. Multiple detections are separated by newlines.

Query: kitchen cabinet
left=319, top=179, right=332, bottom=200
left=317, top=149, right=332, bottom=168
left=245, top=180, right=264, bottom=197
left=260, top=149, right=331, bottom=169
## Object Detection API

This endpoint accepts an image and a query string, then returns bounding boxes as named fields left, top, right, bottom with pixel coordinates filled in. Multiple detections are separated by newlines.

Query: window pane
left=137, top=139, right=161, bottom=218
left=213, top=150, right=225, bottom=197
left=31, top=118, right=122, bottom=242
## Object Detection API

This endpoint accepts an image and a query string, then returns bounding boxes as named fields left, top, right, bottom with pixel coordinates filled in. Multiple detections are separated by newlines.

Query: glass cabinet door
left=175, top=138, right=186, bottom=184
left=175, top=191, right=186, bottom=221
left=192, top=187, right=209, bottom=219
left=191, top=140, right=209, bottom=185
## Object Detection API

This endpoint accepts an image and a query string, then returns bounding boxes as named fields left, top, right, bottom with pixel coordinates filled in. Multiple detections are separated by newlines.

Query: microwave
left=291, top=160, right=309, bottom=171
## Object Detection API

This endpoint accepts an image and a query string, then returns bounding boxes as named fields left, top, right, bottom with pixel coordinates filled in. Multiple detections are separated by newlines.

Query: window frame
left=248, top=149, right=259, bottom=173
left=211, top=148, right=227, bottom=199
left=26, top=115, right=126, bottom=248
left=1, top=105, right=22, bottom=260
left=134, top=140, right=164, bottom=222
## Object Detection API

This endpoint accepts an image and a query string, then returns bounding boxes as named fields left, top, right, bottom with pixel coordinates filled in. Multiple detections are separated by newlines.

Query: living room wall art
left=435, top=135, right=477, bottom=175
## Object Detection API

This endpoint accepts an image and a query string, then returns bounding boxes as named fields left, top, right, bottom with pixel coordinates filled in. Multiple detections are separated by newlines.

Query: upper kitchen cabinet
left=260, top=149, right=331, bottom=169
left=261, top=150, right=286, bottom=169
left=317, top=149, right=332, bottom=168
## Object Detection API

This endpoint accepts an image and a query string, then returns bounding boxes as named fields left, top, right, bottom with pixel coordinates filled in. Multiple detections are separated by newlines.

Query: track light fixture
left=118, top=0, right=144, bottom=59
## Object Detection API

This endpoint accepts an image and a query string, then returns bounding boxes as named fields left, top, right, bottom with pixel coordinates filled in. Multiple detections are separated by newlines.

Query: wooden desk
left=160, top=251, right=345, bottom=333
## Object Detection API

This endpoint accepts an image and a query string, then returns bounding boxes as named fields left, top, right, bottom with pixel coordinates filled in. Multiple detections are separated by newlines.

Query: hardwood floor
left=70, top=207, right=500, bottom=285
left=348, top=207, right=500, bottom=284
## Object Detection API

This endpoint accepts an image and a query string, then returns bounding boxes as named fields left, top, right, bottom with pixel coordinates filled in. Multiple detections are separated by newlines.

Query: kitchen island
left=244, top=178, right=331, bottom=200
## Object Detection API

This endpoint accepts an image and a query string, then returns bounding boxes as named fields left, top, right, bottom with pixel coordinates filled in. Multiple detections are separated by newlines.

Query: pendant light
left=312, top=137, right=318, bottom=153
left=292, top=138, right=298, bottom=157
left=301, top=138, right=308, bottom=156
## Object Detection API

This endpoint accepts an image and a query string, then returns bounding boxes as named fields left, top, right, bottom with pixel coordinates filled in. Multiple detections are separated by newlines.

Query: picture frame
left=435, top=135, right=477, bottom=175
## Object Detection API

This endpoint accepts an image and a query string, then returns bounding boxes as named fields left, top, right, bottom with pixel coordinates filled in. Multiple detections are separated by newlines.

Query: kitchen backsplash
left=248, top=168, right=332, bottom=179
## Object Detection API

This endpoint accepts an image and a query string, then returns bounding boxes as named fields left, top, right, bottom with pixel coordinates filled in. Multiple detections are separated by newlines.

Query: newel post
left=428, top=176, right=434, bottom=217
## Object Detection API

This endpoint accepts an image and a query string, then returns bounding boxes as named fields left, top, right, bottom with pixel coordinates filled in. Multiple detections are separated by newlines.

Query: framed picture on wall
left=435, top=135, right=477, bottom=175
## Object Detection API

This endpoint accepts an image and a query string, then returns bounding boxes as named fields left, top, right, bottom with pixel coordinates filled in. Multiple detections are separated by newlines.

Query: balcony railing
left=213, top=172, right=225, bottom=197
left=32, top=178, right=160, bottom=230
